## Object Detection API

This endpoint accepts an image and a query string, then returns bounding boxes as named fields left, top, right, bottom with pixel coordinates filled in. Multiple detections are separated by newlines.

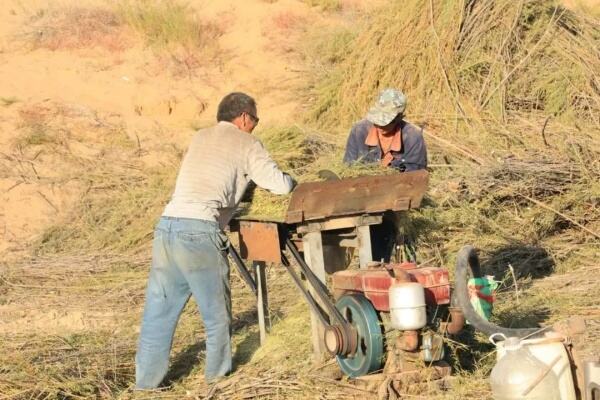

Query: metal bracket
left=227, top=245, right=257, bottom=295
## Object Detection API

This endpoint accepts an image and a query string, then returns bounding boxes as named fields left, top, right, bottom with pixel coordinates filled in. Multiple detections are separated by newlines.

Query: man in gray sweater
left=135, top=93, right=295, bottom=388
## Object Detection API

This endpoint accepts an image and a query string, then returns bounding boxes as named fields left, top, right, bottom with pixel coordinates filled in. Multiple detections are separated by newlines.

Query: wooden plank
left=253, top=261, right=270, bottom=345
left=297, top=215, right=382, bottom=234
left=322, top=234, right=358, bottom=248
left=302, top=231, right=328, bottom=360
left=357, top=225, right=373, bottom=268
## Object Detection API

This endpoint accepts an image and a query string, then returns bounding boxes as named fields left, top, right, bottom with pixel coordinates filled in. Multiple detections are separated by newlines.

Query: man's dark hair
left=217, top=92, right=256, bottom=122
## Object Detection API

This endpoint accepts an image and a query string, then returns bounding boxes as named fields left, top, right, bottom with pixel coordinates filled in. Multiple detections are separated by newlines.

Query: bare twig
left=508, top=263, right=519, bottom=302
left=517, top=192, right=600, bottom=241
left=541, top=116, right=552, bottom=147
left=36, top=190, right=59, bottom=212
left=5, top=181, right=24, bottom=193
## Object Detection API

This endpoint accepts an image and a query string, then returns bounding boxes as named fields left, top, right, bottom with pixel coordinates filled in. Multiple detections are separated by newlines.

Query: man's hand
left=317, top=169, right=340, bottom=181
left=285, top=173, right=298, bottom=190
left=241, top=181, right=257, bottom=202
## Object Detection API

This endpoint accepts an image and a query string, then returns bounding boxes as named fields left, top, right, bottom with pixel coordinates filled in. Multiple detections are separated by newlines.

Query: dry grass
left=1, top=101, right=181, bottom=255
left=117, top=0, right=222, bottom=50
left=2, top=0, right=599, bottom=399
left=117, top=0, right=223, bottom=77
left=298, top=1, right=599, bottom=396
left=23, top=6, right=128, bottom=51
left=303, top=0, right=343, bottom=11
left=310, top=1, right=600, bottom=132
left=0, top=96, right=19, bottom=107
left=243, top=0, right=600, bottom=397
left=19, top=0, right=223, bottom=76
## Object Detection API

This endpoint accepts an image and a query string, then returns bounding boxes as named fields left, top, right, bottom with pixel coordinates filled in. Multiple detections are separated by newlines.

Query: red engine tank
left=331, top=262, right=451, bottom=312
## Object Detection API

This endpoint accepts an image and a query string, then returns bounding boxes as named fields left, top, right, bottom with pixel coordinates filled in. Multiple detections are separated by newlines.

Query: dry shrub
left=271, top=10, right=308, bottom=31
left=303, top=0, right=343, bottom=11
left=243, top=5, right=600, bottom=392
left=13, top=101, right=132, bottom=151
left=117, top=0, right=222, bottom=50
left=24, top=6, right=128, bottom=51
left=305, top=0, right=600, bottom=269
left=20, top=1, right=222, bottom=69
left=264, top=10, right=310, bottom=54
left=117, top=0, right=222, bottom=76
left=1, top=101, right=180, bottom=254
left=311, top=0, right=600, bottom=131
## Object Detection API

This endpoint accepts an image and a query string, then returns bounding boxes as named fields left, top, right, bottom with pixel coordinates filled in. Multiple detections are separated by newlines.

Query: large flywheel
left=335, top=294, right=384, bottom=377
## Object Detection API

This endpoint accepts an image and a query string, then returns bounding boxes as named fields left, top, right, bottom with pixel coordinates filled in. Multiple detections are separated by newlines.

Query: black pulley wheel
left=335, top=294, right=384, bottom=377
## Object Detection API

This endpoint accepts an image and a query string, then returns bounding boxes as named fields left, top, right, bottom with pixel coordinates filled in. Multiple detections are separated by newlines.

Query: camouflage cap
left=366, top=88, right=407, bottom=126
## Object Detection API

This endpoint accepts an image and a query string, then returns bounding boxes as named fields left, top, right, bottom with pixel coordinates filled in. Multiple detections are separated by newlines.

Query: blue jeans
left=135, top=217, right=232, bottom=388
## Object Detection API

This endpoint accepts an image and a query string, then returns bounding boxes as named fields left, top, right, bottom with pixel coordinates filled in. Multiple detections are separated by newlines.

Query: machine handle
left=227, top=246, right=258, bottom=295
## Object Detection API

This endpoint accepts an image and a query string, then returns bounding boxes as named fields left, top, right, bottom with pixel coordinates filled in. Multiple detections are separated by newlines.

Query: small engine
left=328, top=261, right=463, bottom=381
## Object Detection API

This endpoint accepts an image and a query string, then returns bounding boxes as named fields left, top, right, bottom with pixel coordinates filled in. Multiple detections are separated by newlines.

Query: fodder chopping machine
left=228, top=170, right=594, bottom=398
left=228, top=171, right=457, bottom=385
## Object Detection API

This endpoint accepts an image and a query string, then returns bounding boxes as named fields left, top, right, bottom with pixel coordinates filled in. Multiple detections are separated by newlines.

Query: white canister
left=492, top=334, right=575, bottom=400
left=389, top=281, right=427, bottom=330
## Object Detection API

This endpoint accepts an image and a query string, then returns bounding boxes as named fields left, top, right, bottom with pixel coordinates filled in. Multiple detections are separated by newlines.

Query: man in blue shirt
left=343, top=89, right=427, bottom=262
left=343, top=88, right=427, bottom=172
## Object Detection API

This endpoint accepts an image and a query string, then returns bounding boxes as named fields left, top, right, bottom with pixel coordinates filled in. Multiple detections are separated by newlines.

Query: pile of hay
left=312, top=0, right=599, bottom=131
left=297, top=0, right=600, bottom=269
left=294, top=2, right=600, bottom=392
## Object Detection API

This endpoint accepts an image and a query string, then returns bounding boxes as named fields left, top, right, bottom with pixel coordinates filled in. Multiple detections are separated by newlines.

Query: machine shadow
left=163, top=308, right=260, bottom=385
left=481, top=242, right=555, bottom=280
left=481, top=242, right=555, bottom=329
left=232, top=330, right=261, bottom=369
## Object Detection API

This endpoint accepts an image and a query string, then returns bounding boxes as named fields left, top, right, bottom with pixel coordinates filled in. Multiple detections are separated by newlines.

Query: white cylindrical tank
left=389, top=281, right=426, bottom=330
left=492, top=334, right=575, bottom=400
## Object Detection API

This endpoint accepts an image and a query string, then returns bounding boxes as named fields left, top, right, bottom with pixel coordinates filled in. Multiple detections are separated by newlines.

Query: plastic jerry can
left=491, top=334, right=575, bottom=400
left=490, top=334, right=575, bottom=400
left=585, top=360, right=600, bottom=400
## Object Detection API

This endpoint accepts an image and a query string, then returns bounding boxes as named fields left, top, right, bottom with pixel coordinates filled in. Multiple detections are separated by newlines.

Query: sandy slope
left=0, top=0, right=321, bottom=253
left=1, top=0, right=593, bottom=253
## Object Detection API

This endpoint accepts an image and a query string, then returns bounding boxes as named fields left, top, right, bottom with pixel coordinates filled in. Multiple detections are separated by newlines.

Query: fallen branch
left=517, top=193, right=600, bottom=241
left=414, top=123, right=486, bottom=165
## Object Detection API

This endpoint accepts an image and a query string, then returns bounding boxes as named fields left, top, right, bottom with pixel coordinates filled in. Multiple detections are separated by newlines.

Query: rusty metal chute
left=285, top=170, right=429, bottom=224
